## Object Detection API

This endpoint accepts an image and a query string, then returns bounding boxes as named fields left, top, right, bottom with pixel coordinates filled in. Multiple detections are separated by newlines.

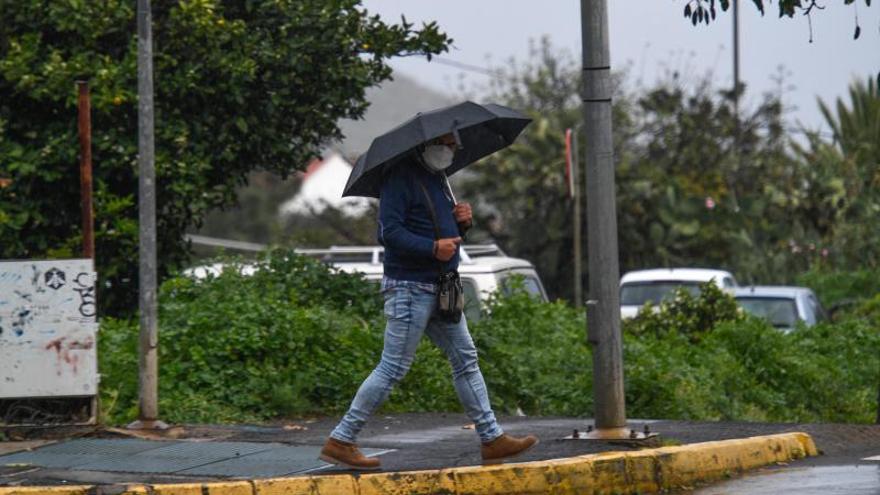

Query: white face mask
left=421, top=145, right=455, bottom=173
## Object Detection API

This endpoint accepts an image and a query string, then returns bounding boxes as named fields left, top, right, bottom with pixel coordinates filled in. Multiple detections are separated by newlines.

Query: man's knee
left=451, top=348, right=480, bottom=377
left=376, top=358, right=412, bottom=384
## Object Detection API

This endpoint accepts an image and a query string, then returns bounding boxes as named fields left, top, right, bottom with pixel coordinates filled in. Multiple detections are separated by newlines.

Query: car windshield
left=620, top=281, right=702, bottom=306
left=500, top=274, right=545, bottom=300
left=735, top=297, right=799, bottom=328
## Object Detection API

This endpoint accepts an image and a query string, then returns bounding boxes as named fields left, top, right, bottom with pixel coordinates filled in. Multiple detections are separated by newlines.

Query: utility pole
left=130, top=0, right=165, bottom=430
left=733, top=0, right=740, bottom=115
left=580, top=0, right=627, bottom=436
left=730, top=0, right=742, bottom=212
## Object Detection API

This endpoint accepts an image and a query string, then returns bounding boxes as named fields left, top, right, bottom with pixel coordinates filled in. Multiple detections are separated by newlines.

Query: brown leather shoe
left=481, top=433, right=539, bottom=464
left=319, top=437, right=381, bottom=470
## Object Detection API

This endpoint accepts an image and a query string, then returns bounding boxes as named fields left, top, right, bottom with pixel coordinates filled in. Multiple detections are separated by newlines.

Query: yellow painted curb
left=0, top=488, right=92, bottom=495
left=0, top=432, right=817, bottom=495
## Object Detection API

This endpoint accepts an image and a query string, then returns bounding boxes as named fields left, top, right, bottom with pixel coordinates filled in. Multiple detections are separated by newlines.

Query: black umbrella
left=342, top=101, right=531, bottom=198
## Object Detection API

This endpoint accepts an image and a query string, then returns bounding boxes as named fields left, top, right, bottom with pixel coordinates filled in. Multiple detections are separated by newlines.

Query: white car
left=185, top=244, right=548, bottom=323
left=619, top=268, right=738, bottom=319
left=733, top=286, right=827, bottom=330
left=296, top=245, right=547, bottom=322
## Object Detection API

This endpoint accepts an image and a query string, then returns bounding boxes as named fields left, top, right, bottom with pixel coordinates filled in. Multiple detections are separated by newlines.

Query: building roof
left=278, top=152, right=374, bottom=217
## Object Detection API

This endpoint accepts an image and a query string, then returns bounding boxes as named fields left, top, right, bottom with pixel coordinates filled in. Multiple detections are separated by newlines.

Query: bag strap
left=417, top=179, right=442, bottom=241
left=416, top=178, right=447, bottom=276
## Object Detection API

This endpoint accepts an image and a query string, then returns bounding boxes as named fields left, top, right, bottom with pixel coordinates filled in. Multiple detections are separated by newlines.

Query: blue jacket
left=378, top=160, right=459, bottom=283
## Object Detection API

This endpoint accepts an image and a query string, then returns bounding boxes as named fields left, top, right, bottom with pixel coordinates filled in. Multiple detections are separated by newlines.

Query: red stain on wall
left=44, top=336, right=94, bottom=375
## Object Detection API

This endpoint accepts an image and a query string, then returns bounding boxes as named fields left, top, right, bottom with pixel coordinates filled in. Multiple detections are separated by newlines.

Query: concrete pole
left=132, top=0, right=162, bottom=429
left=580, top=0, right=627, bottom=434
left=76, top=81, right=94, bottom=260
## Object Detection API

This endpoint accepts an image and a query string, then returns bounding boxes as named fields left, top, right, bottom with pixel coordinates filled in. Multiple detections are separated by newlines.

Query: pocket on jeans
left=383, top=288, right=412, bottom=321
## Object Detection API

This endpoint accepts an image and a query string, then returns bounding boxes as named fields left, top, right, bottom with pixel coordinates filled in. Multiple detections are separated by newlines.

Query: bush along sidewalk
left=98, top=251, right=880, bottom=425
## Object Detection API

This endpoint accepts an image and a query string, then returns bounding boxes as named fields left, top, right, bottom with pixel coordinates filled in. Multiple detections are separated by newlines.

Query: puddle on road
left=692, top=464, right=880, bottom=495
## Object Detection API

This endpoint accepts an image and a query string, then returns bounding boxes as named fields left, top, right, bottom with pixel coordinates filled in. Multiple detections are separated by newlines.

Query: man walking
left=321, top=133, right=538, bottom=470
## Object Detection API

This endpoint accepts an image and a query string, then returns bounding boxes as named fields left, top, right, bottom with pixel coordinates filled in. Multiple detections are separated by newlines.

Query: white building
left=278, top=152, right=373, bottom=218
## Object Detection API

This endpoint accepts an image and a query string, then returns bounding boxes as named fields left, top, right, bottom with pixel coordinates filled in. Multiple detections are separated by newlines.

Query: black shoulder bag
left=417, top=179, right=465, bottom=323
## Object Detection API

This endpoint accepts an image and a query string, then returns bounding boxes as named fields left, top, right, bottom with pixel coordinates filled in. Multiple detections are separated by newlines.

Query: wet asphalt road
left=692, top=463, right=880, bottom=494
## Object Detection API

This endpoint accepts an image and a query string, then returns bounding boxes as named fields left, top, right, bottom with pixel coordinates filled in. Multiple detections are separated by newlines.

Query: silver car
left=733, top=286, right=827, bottom=330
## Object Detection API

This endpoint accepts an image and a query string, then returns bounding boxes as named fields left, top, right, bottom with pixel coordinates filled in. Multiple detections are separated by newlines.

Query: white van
left=296, top=245, right=548, bottom=322
left=619, top=268, right=738, bottom=319
left=185, top=244, right=548, bottom=323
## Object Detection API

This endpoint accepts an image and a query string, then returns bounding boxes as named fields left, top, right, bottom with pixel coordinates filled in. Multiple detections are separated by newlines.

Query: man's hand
left=453, top=202, right=473, bottom=229
left=433, top=237, right=462, bottom=261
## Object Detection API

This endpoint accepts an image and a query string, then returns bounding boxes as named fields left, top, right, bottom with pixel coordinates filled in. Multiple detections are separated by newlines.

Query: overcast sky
left=363, top=0, right=880, bottom=134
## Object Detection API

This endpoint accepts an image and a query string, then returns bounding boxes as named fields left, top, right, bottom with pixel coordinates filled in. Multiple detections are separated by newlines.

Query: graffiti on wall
left=0, top=259, right=98, bottom=399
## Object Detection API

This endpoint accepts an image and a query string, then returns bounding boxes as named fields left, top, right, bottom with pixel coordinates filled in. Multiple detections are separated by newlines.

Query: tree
left=458, top=39, right=634, bottom=302
left=616, top=76, right=819, bottom=283
left=794, top=77, right=880, bottom=270
left=461, top=41, right=823, bottom=302
left=0, top=0, right=450, bottom=315
left=683, top=0, right=872, bottom=39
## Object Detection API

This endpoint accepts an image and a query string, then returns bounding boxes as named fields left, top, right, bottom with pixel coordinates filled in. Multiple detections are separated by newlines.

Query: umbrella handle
left=444, top=172, right=473, bottom=239
left=442, top=172, right=458, bottom=205
left=452, top=126, right=464, bottom=150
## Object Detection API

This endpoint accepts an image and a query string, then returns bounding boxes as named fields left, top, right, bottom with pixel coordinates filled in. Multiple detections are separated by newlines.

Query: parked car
left=733, top=286, right=827, bottom=330
left=185, top=244, right=548, bottom=323
left=297, top=244, right=548, bottom=322
left=619, top=268, right=738, bottom=319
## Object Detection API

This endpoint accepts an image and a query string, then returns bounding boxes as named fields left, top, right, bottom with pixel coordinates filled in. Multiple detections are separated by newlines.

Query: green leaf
left=752, top=0, right=765, bottom=15
left=234, top=117, right=248, bottom=133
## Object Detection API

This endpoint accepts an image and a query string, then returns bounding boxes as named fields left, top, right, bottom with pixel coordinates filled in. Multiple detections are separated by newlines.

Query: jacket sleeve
left=379, top=170, right=436, bottom=260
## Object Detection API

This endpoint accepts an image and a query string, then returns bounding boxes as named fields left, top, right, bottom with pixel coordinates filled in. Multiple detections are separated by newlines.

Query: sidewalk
left=2, top=413, right=876, bottom=493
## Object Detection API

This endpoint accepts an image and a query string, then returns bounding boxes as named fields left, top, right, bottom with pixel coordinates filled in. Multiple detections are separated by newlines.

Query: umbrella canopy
left=342, top=101, right=531, bottom=198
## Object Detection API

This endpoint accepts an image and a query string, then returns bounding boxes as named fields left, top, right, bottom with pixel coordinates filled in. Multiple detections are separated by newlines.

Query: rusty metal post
left=77, top=81, right=94, bottom=260
left=571, top=129, right=583, bottom=308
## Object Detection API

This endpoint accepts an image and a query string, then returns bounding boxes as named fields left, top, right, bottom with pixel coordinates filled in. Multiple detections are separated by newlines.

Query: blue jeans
left=330, top=277, right=503, bottom=444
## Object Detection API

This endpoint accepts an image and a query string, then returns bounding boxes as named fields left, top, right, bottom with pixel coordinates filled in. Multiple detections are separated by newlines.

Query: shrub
left=99, top=254, right=879, bottom=425
left=101, top=251, right=395, bottom=424
left=471, top=287, right=591, bottom=416
left=623, top=282, right=745, bottom=342
left=622, top=283, right=880, bottom=423
left=796, top=268, right=880, bottom=311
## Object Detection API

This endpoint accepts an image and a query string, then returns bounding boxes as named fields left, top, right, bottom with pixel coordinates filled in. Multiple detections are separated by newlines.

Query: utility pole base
left=126, top=419, right=170, bottom=431
left=563, top=425, right=660, bottom=446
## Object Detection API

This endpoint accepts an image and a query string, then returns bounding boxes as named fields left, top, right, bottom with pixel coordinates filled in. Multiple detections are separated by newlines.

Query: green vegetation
left=98, top=251, right=879, bottom=425
left=682, top=0, right=872, bottom=36
left=624, top=283, right=879, bottom=423
left=458, top=41, right=880, bottom=304
left=0, top=0, right=450, bottom=315
left=4, top=2, right=877, bottom=427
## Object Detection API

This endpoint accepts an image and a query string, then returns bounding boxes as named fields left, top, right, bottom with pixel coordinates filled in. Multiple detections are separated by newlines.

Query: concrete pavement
left=1, top=413, right=877, bottom=493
